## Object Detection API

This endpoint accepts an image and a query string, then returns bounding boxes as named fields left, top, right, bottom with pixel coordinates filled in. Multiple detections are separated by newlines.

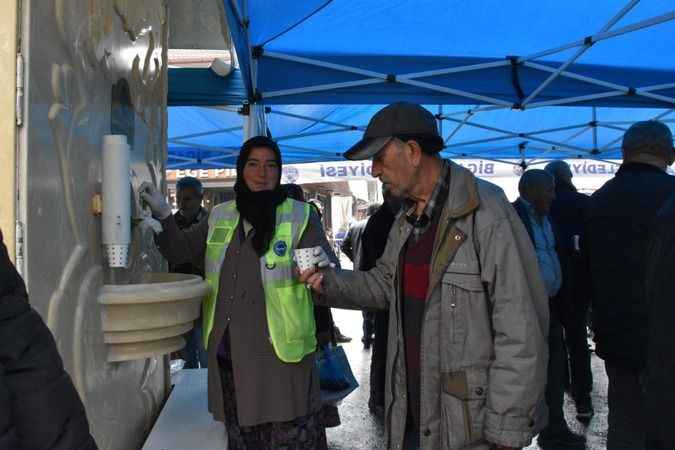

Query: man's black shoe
left=333, top=326, right=352, bottom=343
left=538, top=428, right=586, bottom=449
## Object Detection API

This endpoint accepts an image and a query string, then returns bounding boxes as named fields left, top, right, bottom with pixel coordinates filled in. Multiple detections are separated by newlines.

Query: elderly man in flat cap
left=301, top=102, right=549, bottom=450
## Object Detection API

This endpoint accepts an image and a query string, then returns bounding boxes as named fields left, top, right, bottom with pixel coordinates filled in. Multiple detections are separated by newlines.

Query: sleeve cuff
left=484, top=411, right=536, bottom=448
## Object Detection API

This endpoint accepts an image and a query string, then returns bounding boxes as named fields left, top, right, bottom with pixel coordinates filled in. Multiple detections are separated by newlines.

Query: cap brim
left=344, top=137, right=393, bottom=160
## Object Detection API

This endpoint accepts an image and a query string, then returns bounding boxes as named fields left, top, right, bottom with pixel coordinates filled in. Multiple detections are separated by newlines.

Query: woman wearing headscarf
left=141, top=136, right=336, bottom=449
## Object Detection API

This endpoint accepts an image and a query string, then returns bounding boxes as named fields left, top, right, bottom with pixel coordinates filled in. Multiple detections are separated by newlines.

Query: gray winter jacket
left=317, top=161, right=549, bottom=449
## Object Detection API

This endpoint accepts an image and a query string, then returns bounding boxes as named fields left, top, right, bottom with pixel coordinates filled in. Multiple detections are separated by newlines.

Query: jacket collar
left=618, top=162, right=668, bottom=175
left=442, top=160, right=481, bottom=219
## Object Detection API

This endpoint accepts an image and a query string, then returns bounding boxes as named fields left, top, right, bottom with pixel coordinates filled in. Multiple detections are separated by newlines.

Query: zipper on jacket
left=387, top=242, right=406, bottom=448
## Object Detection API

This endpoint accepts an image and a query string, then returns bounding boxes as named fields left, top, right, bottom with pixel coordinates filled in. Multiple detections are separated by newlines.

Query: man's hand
left=298, top=267, right=325, bottom=294
left=139, top=181, right=172, bottom=220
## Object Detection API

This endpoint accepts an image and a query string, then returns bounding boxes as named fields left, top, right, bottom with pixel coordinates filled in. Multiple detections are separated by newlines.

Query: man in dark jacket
left=342, top=203, right=381, bottom=348
left=645, top=193, right=675, bottom=450
left=171, top=176, right=209, bottom=368
left=586, top=120, right=675, bottom=450
left=545, top=160, right=594, bottom=422
left=0, top=229, right=98, bottom=450
left=513, top=170, right=585, bottom=450
left=355, top=191, right=402, bottom=417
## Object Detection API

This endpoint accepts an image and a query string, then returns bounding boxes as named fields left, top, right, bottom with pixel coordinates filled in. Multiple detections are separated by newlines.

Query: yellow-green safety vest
left=202, top=198, right=316, bottom=363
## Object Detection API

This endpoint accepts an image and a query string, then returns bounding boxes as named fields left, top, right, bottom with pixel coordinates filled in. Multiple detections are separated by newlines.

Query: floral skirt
left=218, top=335, right=329, bottom=450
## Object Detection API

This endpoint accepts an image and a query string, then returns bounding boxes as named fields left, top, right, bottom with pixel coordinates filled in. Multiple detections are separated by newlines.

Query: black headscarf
left=234, top=136, right=287, bottom=256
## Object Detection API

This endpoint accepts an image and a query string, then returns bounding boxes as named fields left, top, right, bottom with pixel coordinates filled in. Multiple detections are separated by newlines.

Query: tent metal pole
left=263, top=51, right=388, bottom=79
left=199, top=105, right=241, bottom=113
left=526, top=91, right=626, bottom=108
left=244, top=103, right=267, bottom=138
left=268, top=109, right=365, bottom=130
left=520, top=0, right=640, bottom=106
left=592, top=107, right=598, bottom=150
left=169, top=139, right=241, bottom=154
left=278, top=143, right=345, bottom=156
left=524, top=61, right=629, bottom=91
left=438, top=105, right=443, bottom=136
left=170, top=126, right=243, bottom=140
left=275, top=127, right=360, bottom=141
left=636, top=91, right=675, bottom=105
left=444, top=108, right=475, bottom=143
left=519, top=40, right=587, bottom=64
left=447, top=143, right=530, bottom=157
left=522, top=45, right=589, bottom=106
left=167, top=155, right=196, bottom=162
left=397, top=78, right=512, bottom=106
left=262, top=79, right=385, bottom=99
left=520, top=0, right=640, bottom=107
left=526, top=136, right=587, bottom=152
left=444, top=135, right=515, bottom=148
left=597, top=123, right=628, bottom=132
left=654, top=109, right=675, bottom=120
left=469, top=104, right=509, bottom=114
left=641, top=82, right=675, bottom=92
left=444, top=117, right=588, bottom=137
left=602, top=0, right=642, bottom=31
left=519, top=6, right=670, bottom=63
left=563, top=125, right=592, bottom=143
left=398, top=60, right=510, bottom=79
left=593, top=11, right=675, bottom=44
left=600, top=135, right=625, bottom=151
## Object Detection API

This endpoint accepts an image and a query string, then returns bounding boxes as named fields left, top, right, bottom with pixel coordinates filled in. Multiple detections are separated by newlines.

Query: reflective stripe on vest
left=202, top=198, right=316, bottom=363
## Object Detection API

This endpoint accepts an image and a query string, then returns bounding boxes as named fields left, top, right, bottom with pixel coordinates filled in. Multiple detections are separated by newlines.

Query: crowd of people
left=2, top=101, right=673, bottom=450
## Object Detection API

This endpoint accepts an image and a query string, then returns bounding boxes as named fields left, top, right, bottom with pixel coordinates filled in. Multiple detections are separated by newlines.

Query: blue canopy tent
left=167, top=1, right=675, bottom=168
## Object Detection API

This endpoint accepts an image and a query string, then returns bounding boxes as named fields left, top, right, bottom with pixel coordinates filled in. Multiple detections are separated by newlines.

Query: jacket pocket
left=440, top=368, right=487, bottom=449
left=441, top=272, right=485, bottom=346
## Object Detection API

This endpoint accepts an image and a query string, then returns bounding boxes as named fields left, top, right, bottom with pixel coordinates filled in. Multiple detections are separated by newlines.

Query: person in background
left=300, top=102, right=549, bottom=450
left=0, top=229, right=98, bottom=450
left=284, top=183, right=306, bottom=203
left=544, top=161, right=594, bottom=422
left=306, top=198, right=352, bottom=344
left=141, top=136, right=338, bottom=450
left=341, top=203, right=381, bottom=349
left=172, top=176, right=209, bottom=369
left=513, top=170, right=586, bottom=450
left=585, top=120, right=675, bottom=450
left=359, top=189, right=403, bottom=419
left=645, top=192, right=675, bottom=450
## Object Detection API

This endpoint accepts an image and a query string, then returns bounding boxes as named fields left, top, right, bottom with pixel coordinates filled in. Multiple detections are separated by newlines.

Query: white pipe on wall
left=102, top=134, right=131, bottom=268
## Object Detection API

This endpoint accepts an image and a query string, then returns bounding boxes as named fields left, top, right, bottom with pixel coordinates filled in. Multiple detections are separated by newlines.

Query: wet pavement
left=326, top=307, right=609, bottom=450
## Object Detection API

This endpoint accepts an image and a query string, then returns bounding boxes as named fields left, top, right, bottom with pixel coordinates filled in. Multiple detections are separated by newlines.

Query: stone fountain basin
left=99, top=273, right=210, bottom=362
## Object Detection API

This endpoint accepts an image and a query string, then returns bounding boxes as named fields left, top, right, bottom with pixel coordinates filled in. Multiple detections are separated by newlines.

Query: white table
left=143, top=369, right=227, bottom=450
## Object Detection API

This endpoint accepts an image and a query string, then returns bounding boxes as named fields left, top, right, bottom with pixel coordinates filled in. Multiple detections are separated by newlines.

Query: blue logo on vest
left=273, top=240, right=287, bottom=257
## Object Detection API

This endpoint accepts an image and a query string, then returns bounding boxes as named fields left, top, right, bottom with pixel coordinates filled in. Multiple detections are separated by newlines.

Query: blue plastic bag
left=315, top=345, right=359, bottom=405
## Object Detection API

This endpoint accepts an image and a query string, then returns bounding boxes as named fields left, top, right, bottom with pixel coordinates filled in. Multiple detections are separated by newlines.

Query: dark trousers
left=362, top=310, right=376, bottom=341
left=179, top=319, right=208, bottom=369
left=560, top=307, right=593, bottom=402
left=369, top=310, right=388, bottom=411
left=403, top=429, right=420, bottom=450
left=540, top=308, right=568, bottom=439
left=605, top=362, right=647, bottom=450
